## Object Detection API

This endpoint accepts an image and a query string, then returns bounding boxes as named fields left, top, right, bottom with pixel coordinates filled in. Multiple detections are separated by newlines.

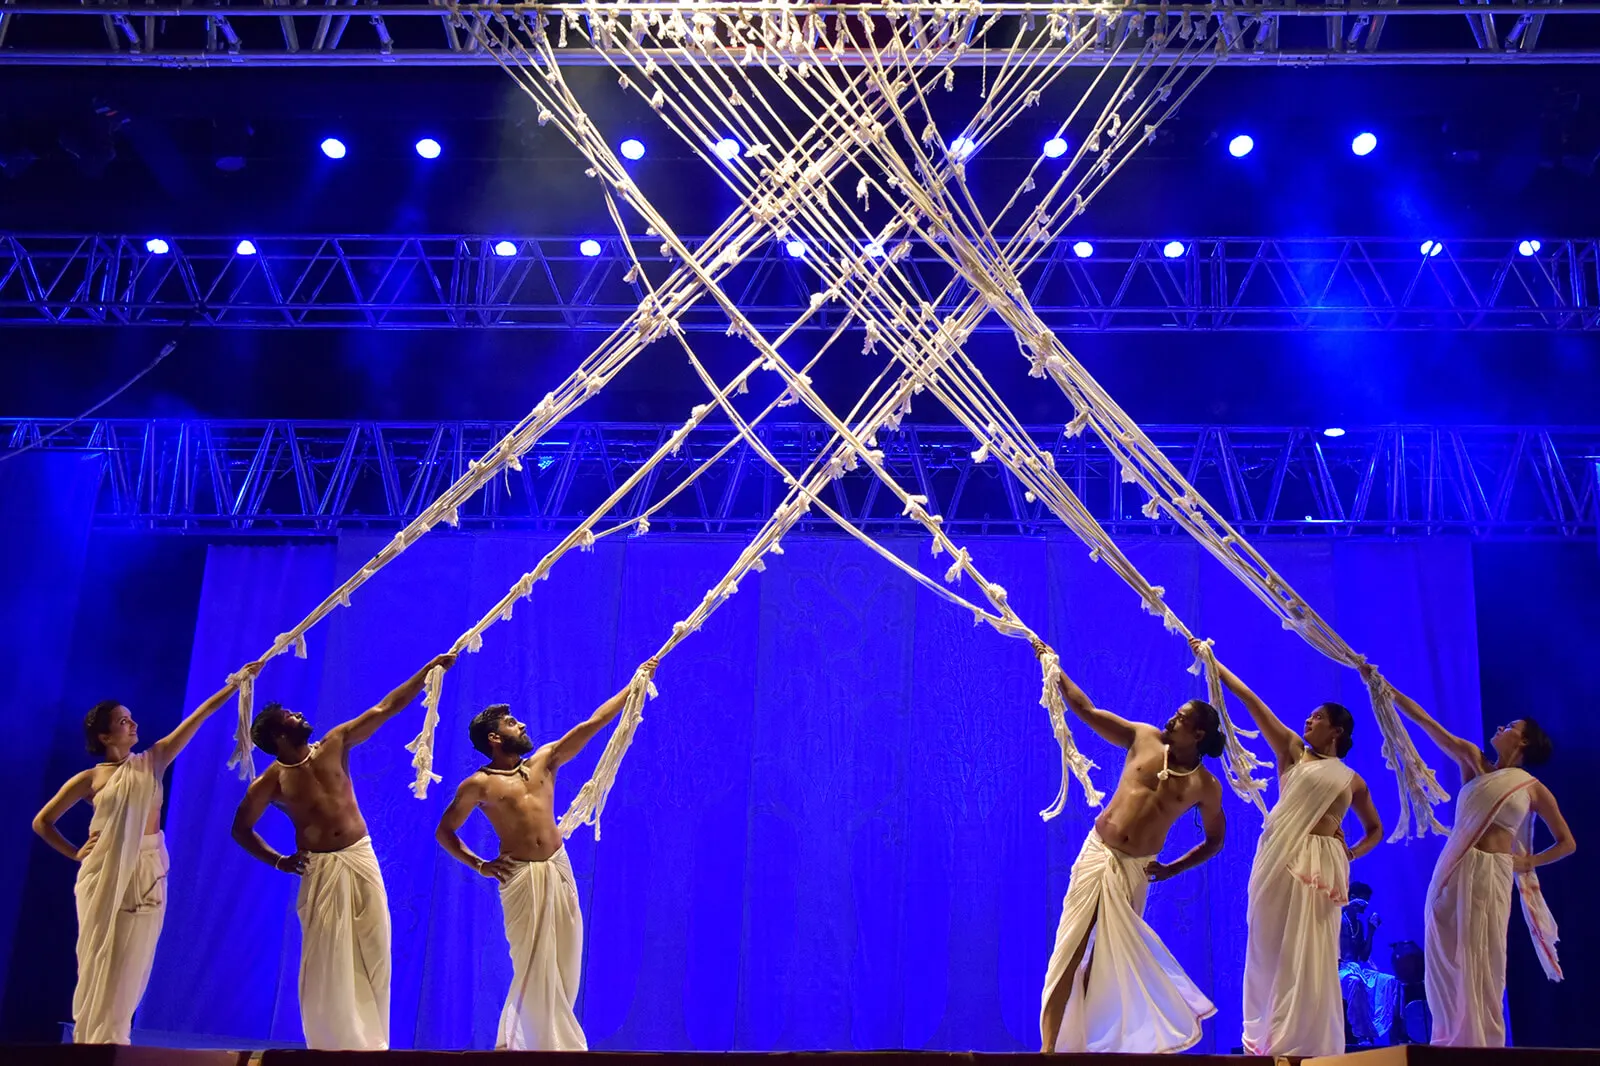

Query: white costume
left=297, top=835, right=392, bottom=1050
left=72, top=751, right=169, bottom=1045
left=1425, top=767, right=1561, bottom=1048
left=495, top=847, right=587, bottom=1051
left=1241, top=754, right=1353, bottom=1056
left=1041, top=830, right=1215, bottom=1053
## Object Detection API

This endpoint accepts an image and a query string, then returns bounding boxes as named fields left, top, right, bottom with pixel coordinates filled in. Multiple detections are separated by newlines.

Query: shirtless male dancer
left=231, top=652, right=457, bottom=1051
left=1033, top=639, right=1226, bottom=1055
left=434, top=657, right=659, bottom=1051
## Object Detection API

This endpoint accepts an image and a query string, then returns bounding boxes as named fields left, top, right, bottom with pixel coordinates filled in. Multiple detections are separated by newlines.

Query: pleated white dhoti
left=1042, top=830, right=1214, bottom=1054
left=495, top=847, right=586, bottom=1051
left=296, top=835, right=391, bottom=1051
left=72, top=831, right=169, bottom=1044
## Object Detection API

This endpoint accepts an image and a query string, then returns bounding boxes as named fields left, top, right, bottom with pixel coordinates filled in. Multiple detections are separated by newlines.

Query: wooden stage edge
left=2, top=1047, right=1598, bottom=1065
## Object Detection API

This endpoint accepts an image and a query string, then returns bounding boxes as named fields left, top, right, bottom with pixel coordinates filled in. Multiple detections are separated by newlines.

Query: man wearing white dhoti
left=32, top=675, right=257, bottom=1044
left=1032, top=640, right=1226, bottom=1055
left=435, top=657, right=659, bottom=1050
left=1371, top=666, right=1574, bottom=1048
left=1204, top=644, right=1384, bottom=1057
left=231, top=652, right=457, bottom=1051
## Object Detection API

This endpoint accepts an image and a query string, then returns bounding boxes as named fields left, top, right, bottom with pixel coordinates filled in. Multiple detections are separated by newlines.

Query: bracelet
left=474, top=858, right=486, bottom=873
left=274, top=855, right=285, bottom=872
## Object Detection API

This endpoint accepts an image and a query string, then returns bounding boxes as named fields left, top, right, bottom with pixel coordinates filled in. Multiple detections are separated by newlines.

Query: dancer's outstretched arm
left=331, top=652, right=457, bottom=750
left=545, top=657, right=659, bottom=769
left=1031, top=639, right=1137, bottom=749
left=1190, top=638, right=1301, bottom=767
left=152, top=664, right=261, bottom=769
left=1362, top=664, right=1484, bottom=776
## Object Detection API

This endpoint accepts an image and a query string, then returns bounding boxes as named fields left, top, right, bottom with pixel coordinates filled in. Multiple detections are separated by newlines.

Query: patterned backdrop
left=139, top=532, right=1481, bottom=1051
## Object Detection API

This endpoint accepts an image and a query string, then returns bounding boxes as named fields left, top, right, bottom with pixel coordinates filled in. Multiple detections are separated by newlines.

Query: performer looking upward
left=231, top=652, right=457, bottom=1051
left=1033, top=639, right=1225, bottom=1055
left=1201, top=640, right=1383, bottom=1057
left=434, top=658, right=659, bottom=1051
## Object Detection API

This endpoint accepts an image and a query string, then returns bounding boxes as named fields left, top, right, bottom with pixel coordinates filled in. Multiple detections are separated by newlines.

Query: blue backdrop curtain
left=141, top=532, right=1482, bottom=1052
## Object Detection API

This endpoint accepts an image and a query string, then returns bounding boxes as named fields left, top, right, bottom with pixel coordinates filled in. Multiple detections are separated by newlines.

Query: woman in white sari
left=32, top=672, right=256, bottom=1044
left=1369, top=664, right=1574, bottom=1047
left=1200, top=640, right=1384, bottom=1057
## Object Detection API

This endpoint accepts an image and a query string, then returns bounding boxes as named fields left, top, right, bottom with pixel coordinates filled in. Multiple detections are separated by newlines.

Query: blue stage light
left=145, top=238, right=169, bottom=255
left=864, top=241, right=885, bottom=259
left=1420, top=240, right=1443, bottom=257
left=1072, top=241, right=1094, bottom=259
left=950, top=136, right=977, bottom=161
left=1228, top=135, right=1255, bottom=158
left=579, top=239, right=602, bottom=257
left=786, top=239, right=808, bottom=259
left=492, top=240, right=517, bottom=258
left=1351, top=132, right=1377, bottom=157
left=1043, top=136, right=1068, bottom=159
left=235, top=240, right=257, bottom=256
left=714, top=138, right=741, bottom=161
left=620, top=138, right=646, bottom=161
left=320, top=137, right=347, bottom=160
left=1518, top=239, right=1542, bottom=257
left=1323, top=427, right=1346, bottom=439
left=1162, top=240, right=1185, bottom=259
left=415, top=138, right=441, bottom=159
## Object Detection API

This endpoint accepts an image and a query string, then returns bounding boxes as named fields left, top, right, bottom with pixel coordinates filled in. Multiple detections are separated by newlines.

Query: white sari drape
left=495, top=847, right=586, bottom=1051
left=297, top=835, right=391, bottom=1050
left=72, top=752, right=168, bottom=1045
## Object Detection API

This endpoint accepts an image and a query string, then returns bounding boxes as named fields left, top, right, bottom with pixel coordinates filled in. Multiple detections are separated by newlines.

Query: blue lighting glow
left=1043, top=136, right=1068, bottom=159
left=786, top=240, right=808, bottom=259
left=620, top=138, right=646, bottom=161
left=950, top=136, right=977, bottom=161
left=1351, top=132, right=1377, bottom=157
left=714, top=138, right=741, bottom=161
left=320, top=137, right=347, bottom=160
left=235, top=240, right=257, bottom=256
left=1323, top=427, right=1347, bottom=439
left=864, top=242, right=885, bottom=259
left=1072, top=241, right=1094, bottom=259
left=1420, top=240, right=1443, bottom=257
left=1518, top=239, right=1542, bottom=257
left=1228, top=134, right=1255, bottom=158
left=492, top=240, right=517, bottom=258
left=1162, top=240, right=1186, bottom=259
left=415, top=138, right=441, bottom=159
left=145, top=238, right=170, bottom=255
left=579, top=239, right=602, bottom=257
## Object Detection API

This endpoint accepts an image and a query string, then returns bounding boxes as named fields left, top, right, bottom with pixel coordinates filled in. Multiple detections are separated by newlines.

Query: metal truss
left=4, top=419, right=1595, bottom=539
left=4, top=234, right=1598, bottom=332
left=2, top=2, right=1599, bottom=67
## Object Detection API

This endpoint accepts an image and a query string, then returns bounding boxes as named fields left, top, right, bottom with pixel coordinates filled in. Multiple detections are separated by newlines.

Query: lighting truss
left=3, top=235, right=1598, bottom=332
left=4, top=419, right=1595, bottom=539
left=1, top=2, right=1598, bottom=67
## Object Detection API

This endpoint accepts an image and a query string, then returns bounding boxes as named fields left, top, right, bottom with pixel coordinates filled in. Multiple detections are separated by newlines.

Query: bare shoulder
left=1130, top=722, right=1164, bottom=746
left=528, top=744, right=558, bottom=775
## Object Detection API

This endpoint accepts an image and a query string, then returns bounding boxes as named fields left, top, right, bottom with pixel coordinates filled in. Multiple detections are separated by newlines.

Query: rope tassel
left=1036, top=650, right=1104, bottom=818
left=404, top=662, right=449, bottom=800
left=558, top=666, right=659, bottom=840
left=227, top=671, right=257, bottom=782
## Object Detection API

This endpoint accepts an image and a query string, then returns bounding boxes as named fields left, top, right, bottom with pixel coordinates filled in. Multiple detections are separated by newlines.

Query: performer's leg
left=1041, top=909, right=1098, bottom=1053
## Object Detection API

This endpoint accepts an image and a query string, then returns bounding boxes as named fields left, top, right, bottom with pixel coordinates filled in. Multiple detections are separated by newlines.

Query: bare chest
left=481, top=771, right=554, bottom=814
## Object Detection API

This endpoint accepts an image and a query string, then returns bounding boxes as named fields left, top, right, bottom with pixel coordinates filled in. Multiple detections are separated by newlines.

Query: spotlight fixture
left=1227, top=134, right=1255, bottom=158
left=949, top=136, right=977, bottom=161
left=1323, top=427, right=1347, bottom=439
left=492, top=240, right=517, bottom=257
left=1518, top=239, right=1542, bottom=257
left=144, top=238, right=170, bottom=255
left=235, top=239, right=257, bottom=256
left=320, top=137, right=347, bottom=160
left=1071, top=241, right=1094, bottom=259
left=1162, top=240, right=1185, bottom=259
left=579, top=239, right=602, bottom=257
left=1351, top=132, right=1377, bottom=157
left=714, top=138, right=741, bottom=161
left=786, top=239, right=808, bottom=258
left=1420, top=240, right=1443, bottom=257
left=1043, top=136, right=1068, bottom=159
left=620, top=138, right=646, bottom=161
left=415, top=138, right=441, bottom=159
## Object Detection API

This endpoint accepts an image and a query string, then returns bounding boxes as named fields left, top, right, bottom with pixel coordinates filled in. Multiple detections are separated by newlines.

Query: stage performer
left=1200, top=641, right=1383, bottom=1057
left=230, top=652, right=457, bottom=1051
left=1368, top=663, right=1573, bottom=1048
left=32, top=670, right=260, bottom=1044
left=1033, top=638, right=1225, bottom=1055
left=434, top=657, right=659, bottom=1050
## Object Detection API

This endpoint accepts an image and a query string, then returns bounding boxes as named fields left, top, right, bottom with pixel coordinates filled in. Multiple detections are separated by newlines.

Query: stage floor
left=4, top=1047, right=1600, bottom=1065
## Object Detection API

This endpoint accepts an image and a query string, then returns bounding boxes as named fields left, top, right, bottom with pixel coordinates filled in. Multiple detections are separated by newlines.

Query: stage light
left=579, top=239, right=602, bottom=257
left=620, top=138, right=646, bottom=160
left=1420, top=240, right=1443, bottom=257
left=1162, top=240, right=1185, bottom=259
left=1072, top=241, right=1094, bottom=259
left=1518, top=239, right=1542, bottom=257
left=1323, top=427, right=1346, bottom=438
left=714, top=138, right=741, bottom=161
left=1227, top=134, right=1254, bottom=158
left=1351, top=132, right=1377, bottom=157
left=864, top=241, right=885, bottom=259
left=144, top=238, right=169, bottom=255
left=235, top=239, right=257, bottom=256
left=492, top=240, right=517, bottom=257
left=320, top=137, right=347, bottom=160
left=786, top=239, right=808, bottom=258
left=415, top=138, right=441, bottom=159
left=1043, top=136, right=1068, bottom=159
left=950, top=136, right=977, bottom=160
